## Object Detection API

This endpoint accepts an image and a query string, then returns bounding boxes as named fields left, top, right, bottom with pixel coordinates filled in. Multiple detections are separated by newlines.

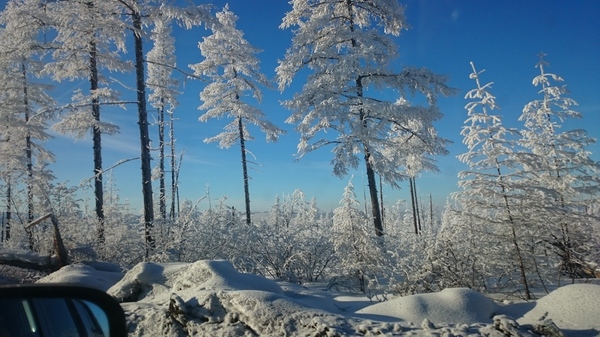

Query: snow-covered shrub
left=329, top=179, right=390, bottom=295
left=234, top=190, right=334, bottom=283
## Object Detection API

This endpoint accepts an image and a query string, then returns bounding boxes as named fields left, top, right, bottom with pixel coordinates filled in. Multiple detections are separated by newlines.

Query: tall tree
left=518, top=54, right=600, bottom=278
left=147, top=12, right=179, bottom=221
left=454, top=62, right=532, bottom=298
left=191, top=5, right=283, bottom=226
left=276, top=0, right=454, bottom=236
left=0, top=0, right=55, bottom=249
left=115, top=0, right=210, bottom=257
left=45, top=0, right=129, bottom=244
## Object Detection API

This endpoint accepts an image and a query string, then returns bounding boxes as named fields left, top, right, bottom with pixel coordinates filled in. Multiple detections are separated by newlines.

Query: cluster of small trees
left=434, top=58, right=600, bottom=299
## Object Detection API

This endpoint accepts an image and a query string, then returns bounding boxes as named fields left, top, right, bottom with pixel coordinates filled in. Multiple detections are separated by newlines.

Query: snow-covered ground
left=35, top=260, right=600, bottom=336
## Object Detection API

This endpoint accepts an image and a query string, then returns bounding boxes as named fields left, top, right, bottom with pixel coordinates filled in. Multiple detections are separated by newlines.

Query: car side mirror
left=0, top=284, right=127, bottom=337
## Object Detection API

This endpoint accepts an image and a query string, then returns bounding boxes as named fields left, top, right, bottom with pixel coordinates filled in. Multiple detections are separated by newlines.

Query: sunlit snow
left=35, top=259, right=600, bottom=336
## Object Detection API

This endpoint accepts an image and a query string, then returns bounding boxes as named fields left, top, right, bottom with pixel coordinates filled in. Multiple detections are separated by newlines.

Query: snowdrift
left=37, top=262, right=124, bottom=291
left=32, top=259, right=600, bottom=336
left=517, top=283, right=600, bottom=332
left=356, top=287, right=498, bottom=324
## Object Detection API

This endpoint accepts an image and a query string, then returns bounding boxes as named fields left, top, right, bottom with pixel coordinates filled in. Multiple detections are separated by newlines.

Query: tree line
left=0, top=0, right=454, bottom=258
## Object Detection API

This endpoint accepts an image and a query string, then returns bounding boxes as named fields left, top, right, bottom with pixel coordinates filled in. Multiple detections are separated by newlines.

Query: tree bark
left=347, top=2, right=383, bottom=237
left=364, top=152, right=383, bottom=236
left=4, top=181, right=11, bottom=242
left=409, top=176, right=418, bottom=235
left=238, top=116, right=251, bottom=226
left=158, top=103, right=166, bottom=220
left=357, top=75, right=383, bottom=237
left=23, top=61, right=34, bottom=250
left=496, top=161, right=531, bottom=299
left=49, top=214, right=68, bottom=268
left=89, top=35, right=105, bottom=244
left=132, top=9, right=155, bottom=257
left=413, top=177, right=422, bottom=233
left=169, top=110, right=177, bottom=220
left=379, top=175, right=385, bottom=230
left=429, top=193, right=434, bottom=230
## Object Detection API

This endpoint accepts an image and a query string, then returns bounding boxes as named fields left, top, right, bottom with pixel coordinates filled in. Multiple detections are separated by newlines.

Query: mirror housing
left=0, top=284, right=127, bottom=337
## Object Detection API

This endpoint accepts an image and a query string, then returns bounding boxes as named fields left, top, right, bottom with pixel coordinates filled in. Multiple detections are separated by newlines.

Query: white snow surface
left=356, top=287, right=498, bottom=325
left=36, top=259, right=600, bottom=336
left=517, top=283, right=600, bottom=332
left=0, top=248, right=54, bottom=266
left=36, top=262, right=124, bottom=291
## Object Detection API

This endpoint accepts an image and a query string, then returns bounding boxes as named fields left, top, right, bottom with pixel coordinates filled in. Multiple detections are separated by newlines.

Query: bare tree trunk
left=89, top=36, right=105, bottom=245
left=238, top=116, right=251, bottom=226
left=347, top=3, right=382, bottom=237
left=413, top=177, right=422, bottom=233
left=379, top=175, right=384, bottom=230
left=23, top=61, right=34, bottom=250
left=356, top=76, right=383, bottom=237
left=169, top=111, right=177, bottom=220
left=132, top=9, right=155, bottom=257
left=429, top=193, right=434, bottom=231
left=496, top=162, right=531, bottom=299
left=364, top=153, right=383, bottom=236
left=49, top=214, right=68, bottom=268
left=409, top=176, right=418, bottom=235
left=158, top=103, right=166, bottom=220
left=4, top=181, right=11, bottom=242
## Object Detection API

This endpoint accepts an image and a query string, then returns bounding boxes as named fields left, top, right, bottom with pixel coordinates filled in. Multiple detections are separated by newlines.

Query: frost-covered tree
left=277, top=0, right=454, bottom=236
left=518, top=54, right=600, bottom=279
left=0, top=0, right=55, bottom=249
left=115, top=0, right=210, bottom=257
left=454, top=62, right=535, bottom=298
left=332, top=178, right=386, bottom=293
left=191, top=6, right=283, bottom=226
left=147, top=12, right=179, bottom=221
left=45, top=0, right=129, bottom=244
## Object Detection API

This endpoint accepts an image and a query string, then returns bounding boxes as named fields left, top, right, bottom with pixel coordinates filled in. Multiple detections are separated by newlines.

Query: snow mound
left=108, top=260, right=282, bottom=302
left=356, top=288, right=499, bottom=324
left=518, top=283, right=600, bottom=332
left=36, top=263, right=124, bottom=291
left=112, top=260, right=388, bottom=336
left=56, top=260, right=536, bottom=336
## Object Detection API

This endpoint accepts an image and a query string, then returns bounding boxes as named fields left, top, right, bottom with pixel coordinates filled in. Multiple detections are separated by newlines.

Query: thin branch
left=145, top=59, right=207, bottom=82
left=80, top=157, right=140, bottom=186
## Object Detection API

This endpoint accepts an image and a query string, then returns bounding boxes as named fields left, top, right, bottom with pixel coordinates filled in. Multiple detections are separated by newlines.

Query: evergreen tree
left=277, top=0, right=454, bottom=236
left=191, top=5, right=283, bottom=226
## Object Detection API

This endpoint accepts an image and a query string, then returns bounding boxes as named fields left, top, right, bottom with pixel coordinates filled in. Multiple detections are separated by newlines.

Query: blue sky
left=31, top=0, right=600, bottom=213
